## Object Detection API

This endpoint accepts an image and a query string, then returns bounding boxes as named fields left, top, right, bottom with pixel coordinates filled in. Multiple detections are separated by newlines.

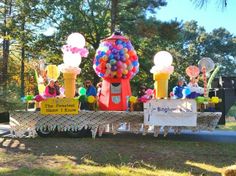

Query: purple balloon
left=111, top=65, right=117, bottom=71
left=120, top=56, right=126, bottom=62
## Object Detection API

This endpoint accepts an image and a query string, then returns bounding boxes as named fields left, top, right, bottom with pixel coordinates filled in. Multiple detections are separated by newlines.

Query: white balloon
left=66, top=33, right=86, bottom=48
left=63, top=52, right=82, bottom=67
left=154, top=51, right=173, bottom=67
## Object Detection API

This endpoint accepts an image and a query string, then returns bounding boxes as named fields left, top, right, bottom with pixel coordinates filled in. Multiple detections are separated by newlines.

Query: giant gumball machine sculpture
left=93, top=32, right=139, bottom=111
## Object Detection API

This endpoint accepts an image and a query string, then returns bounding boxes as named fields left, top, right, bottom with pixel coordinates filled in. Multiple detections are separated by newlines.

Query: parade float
left=9, top=32, right=222, bottom=138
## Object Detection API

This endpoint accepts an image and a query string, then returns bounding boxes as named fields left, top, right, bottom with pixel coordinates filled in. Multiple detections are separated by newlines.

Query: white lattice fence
left=9, top=111, right=221, bottom=138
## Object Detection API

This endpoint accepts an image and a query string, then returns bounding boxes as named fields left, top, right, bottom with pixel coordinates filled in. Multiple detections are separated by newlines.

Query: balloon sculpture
left=59, top=33, right=89, bottom=98
left=150, top=51, right=174, bottom=98
left=93, top=32, right=139, bottom=110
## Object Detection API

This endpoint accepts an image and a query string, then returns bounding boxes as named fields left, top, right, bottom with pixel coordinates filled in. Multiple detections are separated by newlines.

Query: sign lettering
left=41, top=98, right=79, bottom=115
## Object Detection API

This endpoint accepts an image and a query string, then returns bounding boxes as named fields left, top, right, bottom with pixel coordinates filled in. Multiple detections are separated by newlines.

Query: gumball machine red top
left=93, top=33, right=139, bottom=111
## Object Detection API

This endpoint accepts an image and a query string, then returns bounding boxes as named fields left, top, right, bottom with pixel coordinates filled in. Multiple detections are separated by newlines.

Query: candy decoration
left=186, top=65, right=200, bottom=78
left=202, top=67, right=207, bottom=98
left=198, top=57, right=215, bottom=98
left=93, top=34, right=139, bottom=79
left=198, top=57, right=215, bottom=73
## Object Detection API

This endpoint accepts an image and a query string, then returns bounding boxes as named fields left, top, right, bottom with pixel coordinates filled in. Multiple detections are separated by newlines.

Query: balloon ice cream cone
left=153, top=72, right=170, bottom=98
left=63, top=72, right=77, bottom=98
left=59, top=32, right=89, bottom=98
left=150, top=51, right=174, bottom=99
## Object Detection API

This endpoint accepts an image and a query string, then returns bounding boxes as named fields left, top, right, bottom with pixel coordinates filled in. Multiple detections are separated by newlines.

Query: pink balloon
left=117, top=61, right=122, bottom=67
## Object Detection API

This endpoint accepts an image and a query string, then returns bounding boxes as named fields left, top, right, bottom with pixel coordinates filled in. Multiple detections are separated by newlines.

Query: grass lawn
left=0, top=134, right=236, bottom=176
left=219, top=121, right=236, bottom=131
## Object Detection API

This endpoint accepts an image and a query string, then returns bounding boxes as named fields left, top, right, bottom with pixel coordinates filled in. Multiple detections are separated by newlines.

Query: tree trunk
left=1, top=0, right=12, bottom=84
left=2, top=39, right=9, bottom=83
left=20, top=18, right=26, bottom=97
left=111, top=0, right=118, bottom=33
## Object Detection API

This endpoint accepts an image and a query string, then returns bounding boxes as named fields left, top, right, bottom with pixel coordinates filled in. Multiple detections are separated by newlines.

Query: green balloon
left=195, top=96, right=205, bottom=103
left=79, top=87, right=86, bottom=95
left=79, top=95, right=87, bottom=102
left=26, top=95, right=34, bottom=101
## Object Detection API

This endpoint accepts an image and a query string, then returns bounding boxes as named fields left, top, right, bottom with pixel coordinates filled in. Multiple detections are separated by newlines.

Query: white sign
left=144, top=99, right=197, bottom=126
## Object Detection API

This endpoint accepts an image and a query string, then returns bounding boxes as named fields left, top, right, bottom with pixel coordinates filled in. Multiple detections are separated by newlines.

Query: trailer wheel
left=36, top=129, right=53, bottom=137
left=67, top=127, right=92, bottom=138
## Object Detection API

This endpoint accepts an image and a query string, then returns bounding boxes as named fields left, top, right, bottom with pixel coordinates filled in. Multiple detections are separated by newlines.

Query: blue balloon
left=96, top=55, right=101, bottom=59
left=99, top=73, right=104, bottom=77
left=20, top=97, right=26, bottom=102
left=100, top=51, right=106, bottom=56
left=115, top=39, right=122, bottom=45
left=109, top=54, right=114, bottom=60
left=119, top=50, right=124, bottom=55
left=132, top=61, right=139, bottom=67
left=183, top=87, right=191, bottom=96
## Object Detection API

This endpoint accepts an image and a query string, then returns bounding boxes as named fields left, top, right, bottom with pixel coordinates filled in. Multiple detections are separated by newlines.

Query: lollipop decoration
left=59, top=33, right=89, bottom=98
left=186, top=65, right=200, bottom=79
left=198, top=57, right=215, bottom=98
left=150, top=51, right=174, bottom=98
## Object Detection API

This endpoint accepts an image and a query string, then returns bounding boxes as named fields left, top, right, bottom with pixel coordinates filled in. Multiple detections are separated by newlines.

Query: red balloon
left=132, top=67, right=137, bottom=73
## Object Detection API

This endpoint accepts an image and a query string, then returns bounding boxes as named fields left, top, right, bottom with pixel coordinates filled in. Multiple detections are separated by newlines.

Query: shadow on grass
left=1, top=133, right=236, bottom=176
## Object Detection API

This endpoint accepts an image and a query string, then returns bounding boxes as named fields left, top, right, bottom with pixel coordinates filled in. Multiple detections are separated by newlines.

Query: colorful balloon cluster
left=93, top=35, right=139, bottom=79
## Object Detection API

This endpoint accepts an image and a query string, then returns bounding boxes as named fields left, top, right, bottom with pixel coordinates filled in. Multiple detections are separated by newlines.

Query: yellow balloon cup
left=153, top=72, right=170, bottom=99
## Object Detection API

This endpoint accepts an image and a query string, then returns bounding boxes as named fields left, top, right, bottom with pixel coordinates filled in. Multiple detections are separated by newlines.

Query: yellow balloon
left=46, top=65, right=60, bottom=80
left=112, top=71, right=117, bottom=76
left=129, top=96, right=137, bottom=103
left=122, top=70, right=128, bottom=75
left=211, top=96, right=220, bottom=104
left=38, top=84, right=46, bottom=95
left=87, top=96, right=96, bottom=103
